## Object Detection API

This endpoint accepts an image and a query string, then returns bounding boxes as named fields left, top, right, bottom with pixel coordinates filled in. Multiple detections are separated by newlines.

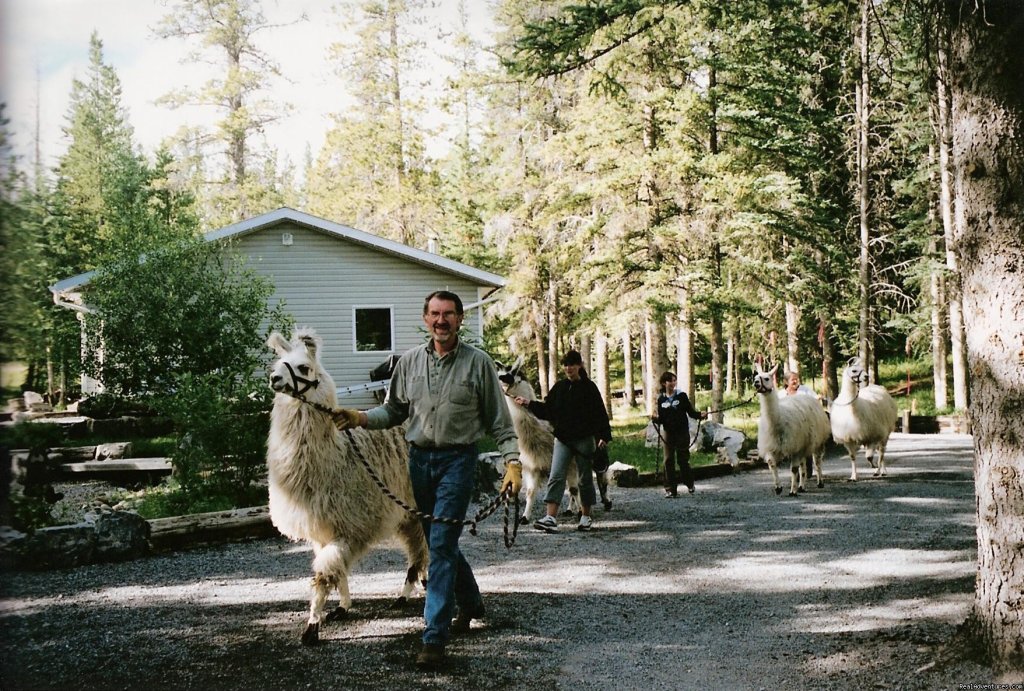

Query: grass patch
left=115, top=480, right=269, bottom=520
left=610, top=406, right=718, bottom=474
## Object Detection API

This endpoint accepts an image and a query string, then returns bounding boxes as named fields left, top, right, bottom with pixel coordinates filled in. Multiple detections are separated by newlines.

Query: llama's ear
left=847, top=356, right=859, bottom=368
left=768, top=363, right=779, bottom=377
left=297, top=332, right=321, bottom=358
left=267, top=332, right=290, bottom=355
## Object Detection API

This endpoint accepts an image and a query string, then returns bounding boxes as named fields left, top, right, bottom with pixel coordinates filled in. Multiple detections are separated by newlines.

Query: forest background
left=0, top=0, right=973, bottom=415
left=0, top=0, right=1021, bottom=674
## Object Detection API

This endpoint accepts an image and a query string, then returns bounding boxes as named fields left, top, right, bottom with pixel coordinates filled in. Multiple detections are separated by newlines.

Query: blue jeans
left=542, top=436, right=597, bottom=508
left=408, top=444, right=482, bottom=645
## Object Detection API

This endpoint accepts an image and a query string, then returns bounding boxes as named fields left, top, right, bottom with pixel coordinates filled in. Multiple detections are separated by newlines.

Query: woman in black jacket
left=652, top=371, right=707, bottom=497
left=514, top=350, right=611, bottom=533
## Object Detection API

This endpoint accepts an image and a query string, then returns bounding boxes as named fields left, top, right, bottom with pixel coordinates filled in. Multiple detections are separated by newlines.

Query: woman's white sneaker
left=577, top=515, right=593, bottom=532
left=533, top=515, right=559, bottom=533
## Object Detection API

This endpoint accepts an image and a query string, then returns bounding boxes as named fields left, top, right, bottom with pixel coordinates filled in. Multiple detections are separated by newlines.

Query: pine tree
left=155, top=0, right=297, bottom=224
left=305, top=0, right=439, bottom=246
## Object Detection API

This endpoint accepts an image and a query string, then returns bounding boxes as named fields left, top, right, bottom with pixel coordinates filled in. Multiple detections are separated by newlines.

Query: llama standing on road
left=267, top=328, right=428, bottom=645
left=496, top=363, right=611, bottom=521
left=753, top=363, right=831, bottom=496
left=830, top=357, right=898, bottom=481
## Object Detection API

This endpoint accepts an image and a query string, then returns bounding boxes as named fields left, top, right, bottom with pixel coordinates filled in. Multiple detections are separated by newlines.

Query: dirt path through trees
left=1, top=433, right=1003, bottom=690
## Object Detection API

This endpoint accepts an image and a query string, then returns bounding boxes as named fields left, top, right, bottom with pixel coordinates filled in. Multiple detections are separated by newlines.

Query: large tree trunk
left=622, top=331, right=636, bottom=407
left=547, top=278, right=559, bottom=391
left=947, top=0, right=1024, bottom=673
left=709, top=312, right=724, bottom=423
left=676, top=289, right=695, bottom=400
left=937, top=27, right=970, bottom=410
left=856, top=0, right=874, bottom=381
left=784, top=301, right=800, bottom=376
left=533, top=300, right=548, bottom=398
left=929, top=233, right=949, bottom=410
left=645, top=315, right=670, bottom=415
left=595, top=333, right=611, bottom=417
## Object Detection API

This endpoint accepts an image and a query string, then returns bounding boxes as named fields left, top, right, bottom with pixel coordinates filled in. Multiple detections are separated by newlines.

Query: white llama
left=496, top=362, right=611, bottom=521
left=267, top=328, right=428, bottom=645
left=830, top=357, right=899, bottom=480
left=752, top=363, right=831, bottom=496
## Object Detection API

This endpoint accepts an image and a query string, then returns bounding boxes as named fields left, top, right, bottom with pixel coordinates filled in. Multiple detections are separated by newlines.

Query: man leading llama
left=332, top=290, right=522, bottom=669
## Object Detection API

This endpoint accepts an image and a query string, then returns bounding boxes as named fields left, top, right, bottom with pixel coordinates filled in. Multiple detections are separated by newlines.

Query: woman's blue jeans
left=542, top=436, right=597, bottom=508
left=408, top=444, right=482, bottom=645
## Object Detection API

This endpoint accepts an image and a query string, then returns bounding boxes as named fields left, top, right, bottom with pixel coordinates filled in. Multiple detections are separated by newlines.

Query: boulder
left=607, top=461, right=640, bottom=487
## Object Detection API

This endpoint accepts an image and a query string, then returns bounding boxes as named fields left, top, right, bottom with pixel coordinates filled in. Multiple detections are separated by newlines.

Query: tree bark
left=676, top=289, right=695, bottom=400
left=595, top=333, right=611, bottom=417
left=547, top=278, right=559, bottom=391
left=937, top=27, right=970, bottom=409
left=532, top=300, right=548, bottom=398
left=856, top=0, right=873, bottom=381
left=622, top=331, right=636, bottom=407
left=645, top=314, right=670, bottom=415
left=785, top=301, right=801, bottom=377
left=946, top=0, right=1024, bottom=672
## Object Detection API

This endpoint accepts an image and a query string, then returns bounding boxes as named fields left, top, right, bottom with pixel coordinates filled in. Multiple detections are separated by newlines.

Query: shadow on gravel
left=0, top=434, right=993, bottom=690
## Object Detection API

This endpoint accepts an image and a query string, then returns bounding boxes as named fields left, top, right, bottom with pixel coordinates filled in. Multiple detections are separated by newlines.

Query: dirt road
left=0, top=433, right=1004, bottom=690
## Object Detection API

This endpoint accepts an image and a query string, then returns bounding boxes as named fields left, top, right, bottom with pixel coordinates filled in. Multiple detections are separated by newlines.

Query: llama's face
left=495, top=362, right=534, bottom=400
left=844, top=357, right=868, bottom=389
left=268, top=331, right=321, bottom=395
left=752, top=363, right=778, bottom=394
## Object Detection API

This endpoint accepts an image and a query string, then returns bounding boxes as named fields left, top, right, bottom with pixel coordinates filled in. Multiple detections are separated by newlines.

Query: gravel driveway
left=0, top=433, right=1003, bottom=690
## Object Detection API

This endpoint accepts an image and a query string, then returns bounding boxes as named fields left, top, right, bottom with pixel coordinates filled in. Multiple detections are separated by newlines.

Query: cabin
left=50, top=208, right=506, bottom=407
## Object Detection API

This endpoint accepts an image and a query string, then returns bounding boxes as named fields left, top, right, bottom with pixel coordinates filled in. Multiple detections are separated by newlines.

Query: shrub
left=151, top=371, right=272, bottom=506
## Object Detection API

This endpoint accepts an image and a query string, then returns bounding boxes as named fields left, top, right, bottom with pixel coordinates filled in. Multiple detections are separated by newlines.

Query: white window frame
left=352, top=305, right=395, bottom=354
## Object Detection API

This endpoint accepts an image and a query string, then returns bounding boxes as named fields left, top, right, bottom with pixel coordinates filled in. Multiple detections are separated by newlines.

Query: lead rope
left=282, top=384, right=520, bottom=548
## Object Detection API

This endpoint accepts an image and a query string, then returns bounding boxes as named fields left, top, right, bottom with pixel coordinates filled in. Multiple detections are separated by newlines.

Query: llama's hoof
left=774, top=487, right=783, bottom=495
left=560, top=509, right=575, bottom=517
left=602, top=499, right=613, bottom=511
left=518, top=515, right=529, bottom=525
left=817, top=480, right=824, bottom=489
left=797, top=486, right=806, bottom=493
left=301, top=622, right=320, bottom=646
left=325, top=606, right=348, bottom=622
left=788, top=490, right=798, bottom=497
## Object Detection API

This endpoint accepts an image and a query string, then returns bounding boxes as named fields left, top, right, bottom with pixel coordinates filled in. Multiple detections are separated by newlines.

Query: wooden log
left=59, top=458, right=172, bottom=473
left=148, top=505, right=276, bottom=552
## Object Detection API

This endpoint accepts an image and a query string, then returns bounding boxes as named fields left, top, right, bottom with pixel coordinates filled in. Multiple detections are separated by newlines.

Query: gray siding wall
left=228, top=221, right=492, bottom=408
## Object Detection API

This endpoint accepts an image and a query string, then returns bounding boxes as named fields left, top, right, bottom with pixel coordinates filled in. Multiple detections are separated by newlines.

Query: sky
left=0, top=0, right=497, bottom=175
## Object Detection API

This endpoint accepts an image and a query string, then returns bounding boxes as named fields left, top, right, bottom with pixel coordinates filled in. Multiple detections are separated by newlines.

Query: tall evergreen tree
left=305, top=0, right=439, bottom=246
left=155, top=0, right=297, bottom=225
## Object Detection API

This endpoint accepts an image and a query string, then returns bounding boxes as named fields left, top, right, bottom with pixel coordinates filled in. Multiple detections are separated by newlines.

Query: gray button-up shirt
left=365, top=338, right=520, bottom=462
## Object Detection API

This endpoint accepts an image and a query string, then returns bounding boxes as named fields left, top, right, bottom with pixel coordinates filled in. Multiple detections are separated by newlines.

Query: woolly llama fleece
left=266, top=328, right=427, bottom=645
left=830, top=357, right=898, bottom=480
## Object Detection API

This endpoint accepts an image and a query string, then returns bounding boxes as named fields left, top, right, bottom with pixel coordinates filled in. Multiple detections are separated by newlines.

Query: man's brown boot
left=415, top=642, right=445, bottom=668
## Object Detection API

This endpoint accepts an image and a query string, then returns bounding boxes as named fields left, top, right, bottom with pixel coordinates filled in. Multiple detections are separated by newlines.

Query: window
left=354, top=306, right=393, bottom=352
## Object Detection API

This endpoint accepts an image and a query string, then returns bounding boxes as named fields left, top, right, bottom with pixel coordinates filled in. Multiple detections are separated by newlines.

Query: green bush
left=151, top=371, right=272, bottom=506
left=0, top=422, right=66, bottom=452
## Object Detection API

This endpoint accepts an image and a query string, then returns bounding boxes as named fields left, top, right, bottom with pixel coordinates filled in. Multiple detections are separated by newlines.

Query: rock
left=94, top=442, right=133, bottom=460
left=89, top=510, right=150, bottom=561
left=608, top=461, right=640, bottom=487
left=20, top=523, right=97, bottom=569
left=2, top=509, right=151, bottom=570
left=23, top=391, right=52, bottom=413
